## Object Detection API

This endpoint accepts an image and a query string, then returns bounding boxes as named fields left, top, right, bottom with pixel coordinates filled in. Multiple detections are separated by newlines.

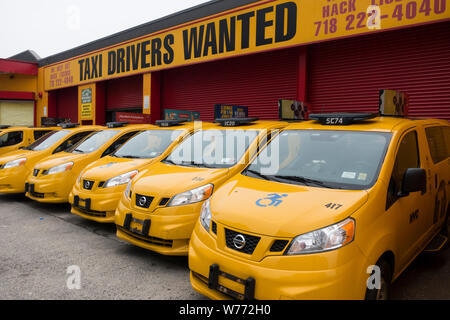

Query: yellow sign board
left=78, top=84, right=95, bottom=121
left=44, top=0, right=450, bottom=91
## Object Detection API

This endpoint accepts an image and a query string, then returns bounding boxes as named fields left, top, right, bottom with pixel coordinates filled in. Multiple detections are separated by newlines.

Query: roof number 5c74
left=326, top=118, right=344, bottom=125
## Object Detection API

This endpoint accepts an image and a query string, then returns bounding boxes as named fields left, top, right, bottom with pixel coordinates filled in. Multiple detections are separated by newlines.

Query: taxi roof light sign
left=215, top=117, right=259, bottom=127
left=309, top=113, right=378, bottom=126
left=58, top=123, right=80, bottom=129
left=106, top=122, right=128, bottom=128
left=155, top=119, right=188, bottom=127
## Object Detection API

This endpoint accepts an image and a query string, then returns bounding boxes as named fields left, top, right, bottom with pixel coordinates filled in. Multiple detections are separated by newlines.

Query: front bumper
left=0, top=167, right=30, bottom=193
left=69, top=189, right=122, bottom=223
left=115, top=197, right=204, bottom=256
left=189, top=223, right=368, bottom=300
left=25, top=174, right=73, bottom=203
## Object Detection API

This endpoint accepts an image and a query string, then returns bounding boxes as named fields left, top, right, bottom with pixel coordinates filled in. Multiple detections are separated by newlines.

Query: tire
left=365, top=259, right=392, bottom=300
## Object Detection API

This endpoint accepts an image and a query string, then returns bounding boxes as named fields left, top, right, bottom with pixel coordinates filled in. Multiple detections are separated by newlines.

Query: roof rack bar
left=57, top=123, right=80, bottom=129
left=309, top=113, right=378, bottom=125
left=156, top=120, right=188, bottom=127
left=106, top=122, right=128, bottom=128
left=215, top=117, right=259, bottom=127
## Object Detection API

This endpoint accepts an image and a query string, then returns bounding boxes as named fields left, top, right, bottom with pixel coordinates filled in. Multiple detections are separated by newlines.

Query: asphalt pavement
left=0, top=194, right=448, bottom=300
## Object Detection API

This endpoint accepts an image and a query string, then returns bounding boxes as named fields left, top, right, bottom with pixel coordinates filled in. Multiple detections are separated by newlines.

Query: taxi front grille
left=75, top=207, right=107, bottom=217
left=83, top=180, right=94, bottom=190
left=211, top=221, right=217, bottom=234
left=270, top=240, right=289, bottom=252
left=135, top=194, right=154, bottom=209
left=118, top=227, right=173, bottom=247
left=225, top=229, right=260, bottom=255
left=30, top=190, right=45, bottom=198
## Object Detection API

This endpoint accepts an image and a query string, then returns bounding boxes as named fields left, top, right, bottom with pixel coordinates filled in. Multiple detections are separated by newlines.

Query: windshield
left=24, top=131, right=71, bottom=151
left=113, top=129, right=183, bottom=159
left=71, top=130, right=119, bottom=154
left=164, top=129, right=259, bottom=169
left=244, top=130, right=392, bottom=190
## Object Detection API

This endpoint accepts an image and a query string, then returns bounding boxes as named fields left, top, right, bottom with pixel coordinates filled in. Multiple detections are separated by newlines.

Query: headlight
left=3, top=158, right=27, bottom=169
left=286, top=218, right=355, bottom=255
left=45, top=162, right=74, bottom=175
left=200, top=199, right=212, bottom=231
left=124, top=181, right=132, bottom=200
left=104, top=170, right=138, bottom=188
left=168, top=184, right=213, bottom=207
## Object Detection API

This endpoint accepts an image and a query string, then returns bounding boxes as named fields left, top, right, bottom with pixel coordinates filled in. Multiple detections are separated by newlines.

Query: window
left=113, top=130, right=183, bottom=159
left=71, top=130, right=119, bottom=154
left=33, top=130, right=53, bottom=140
left=165, top=129, right=259, bottom=169
left=0, top=131, right=23, bottom=147
left=243, top=130, right=391, bottom=190
left=53, top=131, right=95, bottom=154
left=425, top=126, right=450, bottom=164
left=101, top=131, right=139, bottom=157
left=386, top=130, right=420, bottom=210
left=25, top=131, right=70, bottom=151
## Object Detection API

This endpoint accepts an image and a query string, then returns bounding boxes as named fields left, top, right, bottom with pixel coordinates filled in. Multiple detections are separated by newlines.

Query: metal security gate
left=161, top=48, right=299, bottom=121
left=106, top=75, right=143, bottom=122
left=56, top=86, right=78, bottom=123
left=308, top=21, right=450, bottom=120
left=0, top=100, right=34, bottom=126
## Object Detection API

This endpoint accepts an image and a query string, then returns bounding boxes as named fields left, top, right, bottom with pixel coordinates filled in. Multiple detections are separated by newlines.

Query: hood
left=0, top=149, right=44, bottom=165
left=34, top=152, right=88, bottom=170
left=81, top=156, right=153, bottom=180
left=132, top=162, right=228, bottom=195
left=211, top=175, right=369, bottom=238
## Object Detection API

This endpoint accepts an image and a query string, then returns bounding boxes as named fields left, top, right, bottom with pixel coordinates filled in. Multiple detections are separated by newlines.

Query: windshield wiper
left=244, top=169, right=272, bottom=181
left=72, top=149, right=85, bottom=154
left=272, top=175, right=337, bottom=189
left=116, top=155, right=142, bottom=159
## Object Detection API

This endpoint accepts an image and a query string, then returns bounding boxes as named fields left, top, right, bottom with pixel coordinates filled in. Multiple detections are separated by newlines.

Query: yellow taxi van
left=25, top=122, right=149, bottom=203
left=0, top=125, right=58, bottom=156
left=0, top=123, right=100, bottom=194
left=189, top=113, right=449, bottom=300
left=115, top=118, right=287, bottom=256
left=69, top=120, right=205, bottom=223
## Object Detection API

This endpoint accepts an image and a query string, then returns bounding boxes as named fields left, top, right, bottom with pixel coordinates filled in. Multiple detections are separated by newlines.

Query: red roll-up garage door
left=56, top=86, right=78, bottom=123
left=106, top=74, right=143, bottom=110
left=161, top=48, right=299, bottom=121
left=308, top=21, right=450, bottom=120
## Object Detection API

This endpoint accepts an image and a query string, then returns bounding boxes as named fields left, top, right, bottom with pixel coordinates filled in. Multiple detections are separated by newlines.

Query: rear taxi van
left=0, top=125, right=58, bottom=156
left=115, top=118, right=287, bottom=256
left=25, top=122, right=149, bottom=203
left=189, top=113, right=449, bottom=300
left=0, top=123, right=100, bottom=194
left=69, top=120, right=203, bottom=223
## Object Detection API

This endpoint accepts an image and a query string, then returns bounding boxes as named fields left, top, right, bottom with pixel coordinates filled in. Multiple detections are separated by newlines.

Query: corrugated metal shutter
left=106, top=74, right=143, bottom=110
left=161, top=48, right=299, bottom=121
left=56, top=86, right=78, bottom=123
left=0, top=100, right=34, bottom=126
left=308, top=21, right=450, bottom=120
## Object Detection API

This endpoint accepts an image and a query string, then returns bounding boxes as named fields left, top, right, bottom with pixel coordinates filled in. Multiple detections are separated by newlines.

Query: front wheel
left=365, top=259, right=392, bottom=300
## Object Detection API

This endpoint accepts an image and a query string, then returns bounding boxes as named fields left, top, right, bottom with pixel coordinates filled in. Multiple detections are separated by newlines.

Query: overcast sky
left=0, top=0, right=210, bottom=59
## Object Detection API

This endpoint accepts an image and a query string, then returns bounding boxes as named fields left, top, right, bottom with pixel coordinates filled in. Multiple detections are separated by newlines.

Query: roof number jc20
left=325, top=118, right=344, bottom=125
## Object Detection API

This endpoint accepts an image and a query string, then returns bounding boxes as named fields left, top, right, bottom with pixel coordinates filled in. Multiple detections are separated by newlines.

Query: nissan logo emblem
left=139, top=196, right=147, bottom=207
left=233, top=234, right=246, bottom=250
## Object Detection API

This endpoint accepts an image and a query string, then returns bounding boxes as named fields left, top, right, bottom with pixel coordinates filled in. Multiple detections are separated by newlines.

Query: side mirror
left=398, top=168, right=426, bottom=197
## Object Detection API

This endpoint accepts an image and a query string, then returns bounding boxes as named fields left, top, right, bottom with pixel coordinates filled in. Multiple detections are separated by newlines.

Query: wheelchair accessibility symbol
left=256, top=193, right=288, bottom=207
